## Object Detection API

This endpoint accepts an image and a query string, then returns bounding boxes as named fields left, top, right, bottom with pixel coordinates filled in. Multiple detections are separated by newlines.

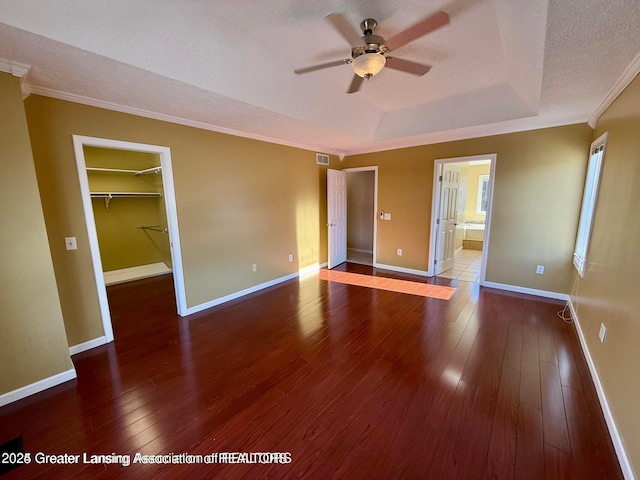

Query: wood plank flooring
left=0, top=264, right=623, bottom=479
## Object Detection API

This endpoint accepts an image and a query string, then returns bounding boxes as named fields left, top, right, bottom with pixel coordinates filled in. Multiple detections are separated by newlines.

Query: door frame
left=344, top=166, right=379, bottom=267
left=72, top=135, right=187, bottom=343
left=428, top=154, right=496, bottom=284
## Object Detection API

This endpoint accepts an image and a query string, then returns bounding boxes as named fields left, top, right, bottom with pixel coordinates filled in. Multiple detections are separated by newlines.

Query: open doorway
left=429, top=154, right=496, bottom=284
left=345, top=168, right=377, bottom=266
left=326, top=166, right=378, bottom=269
left=72, top=135, right=187, bottom=343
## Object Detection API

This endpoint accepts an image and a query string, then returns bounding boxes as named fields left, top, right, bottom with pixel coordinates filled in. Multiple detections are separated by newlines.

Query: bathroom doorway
left=429, top=154, right=496, bottom=284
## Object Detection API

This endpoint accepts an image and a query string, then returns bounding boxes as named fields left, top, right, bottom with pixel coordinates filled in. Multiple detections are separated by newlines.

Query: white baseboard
left=0, top=368, right=77, bottom=408
left=299, top=262, right=327, bottom=278
left=185, top=272, right=295, bottom=315
left=374, top=263, right=431, bottom=277
left=185, top=263, right=331, bottom=316
left=104, top=262, right=172, bottom=286
left=69, top=336, right=108, bottom=356
left=567, top=301, right=634, bottom=480
left=481, top=281, right=569, bottom=301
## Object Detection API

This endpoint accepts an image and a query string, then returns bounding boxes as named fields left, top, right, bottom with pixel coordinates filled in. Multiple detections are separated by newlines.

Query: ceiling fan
left=294, top=11, right=450, bottom=93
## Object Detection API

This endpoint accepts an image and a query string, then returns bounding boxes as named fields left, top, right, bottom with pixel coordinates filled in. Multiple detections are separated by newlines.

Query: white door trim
left=344, top=166, right=378, bottom=267
left=428, top=154, right=496, bottom=284
left=72, top=135, right=187, bottom=343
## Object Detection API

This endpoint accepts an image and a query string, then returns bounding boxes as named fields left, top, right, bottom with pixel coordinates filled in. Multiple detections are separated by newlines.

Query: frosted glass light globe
left=352, top=53, right=386, bottom=78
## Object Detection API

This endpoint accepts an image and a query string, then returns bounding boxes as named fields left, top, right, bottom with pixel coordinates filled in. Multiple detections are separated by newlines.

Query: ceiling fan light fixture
left=352, top=52, right=386, bottom=78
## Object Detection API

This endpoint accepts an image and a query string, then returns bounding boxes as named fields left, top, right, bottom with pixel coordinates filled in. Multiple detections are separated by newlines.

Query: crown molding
left=24, top=83, right=590, bottom=159
left=0, top=58, right=31, bottom=77
left=588, top=52, right=640, bottom=128
left=25, top=85, right=343, bottom=156
left=341, top=117, right=589, bottom=157
left=0, top=58, right=32, bottom=98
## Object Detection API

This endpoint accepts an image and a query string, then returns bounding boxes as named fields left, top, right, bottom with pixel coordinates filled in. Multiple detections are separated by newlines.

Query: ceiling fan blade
left=294, top=59, right=351, bottom=74
left=347, top=74, right=364, bottom=94
left=326, top=13, right=363, bottom=46
left=386, top=10, right=450, bottom=51
left=385, top=57, right=432, bottom=76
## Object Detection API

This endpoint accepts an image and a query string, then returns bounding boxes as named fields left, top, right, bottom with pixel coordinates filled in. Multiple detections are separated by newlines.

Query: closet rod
left=135, top=167, right=162, bottom=176
left=137, top=225, right=168, bottom=234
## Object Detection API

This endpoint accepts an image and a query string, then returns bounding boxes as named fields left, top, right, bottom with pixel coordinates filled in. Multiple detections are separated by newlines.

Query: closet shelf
left=90, top=192, right=162, bottom=197
left=90, top=192, right=163, bottom=209
left=87, top=166, right=162, bottom=175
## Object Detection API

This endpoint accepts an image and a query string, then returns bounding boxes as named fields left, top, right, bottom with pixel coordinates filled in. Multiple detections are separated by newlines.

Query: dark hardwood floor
left=0, top=264, right=623, bottom=479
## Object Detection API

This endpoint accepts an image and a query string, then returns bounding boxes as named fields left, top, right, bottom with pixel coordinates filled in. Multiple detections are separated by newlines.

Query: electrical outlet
left=288, top=254, right=293, bottom=262
left=397, top=248, right=403, bottom=256
left=599, top=323, right=606, bottom=343
left=252, top=264, right=257, bottom=272
left=536, top=265, right=544, bottom=274
left=65, top=237, right=77, bottom=251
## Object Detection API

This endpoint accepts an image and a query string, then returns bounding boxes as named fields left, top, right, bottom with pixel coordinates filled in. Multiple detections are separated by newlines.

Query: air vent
left=316, top=153, right=329, bottom=165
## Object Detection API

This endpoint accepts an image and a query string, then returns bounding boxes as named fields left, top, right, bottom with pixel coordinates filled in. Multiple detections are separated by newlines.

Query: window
left=573, top=132, right=607, bottom=277
left=476, top=175, right=489, bottom=214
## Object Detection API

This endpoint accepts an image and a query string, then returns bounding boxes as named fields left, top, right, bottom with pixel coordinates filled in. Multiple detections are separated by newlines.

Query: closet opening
left=345, top=168, right=377, bottom=266
left=73, top=136, right=187, bottom=343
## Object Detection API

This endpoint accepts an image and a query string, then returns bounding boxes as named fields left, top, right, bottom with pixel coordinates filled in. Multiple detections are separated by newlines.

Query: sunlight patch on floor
left=318, top=269, right=455, bottom=300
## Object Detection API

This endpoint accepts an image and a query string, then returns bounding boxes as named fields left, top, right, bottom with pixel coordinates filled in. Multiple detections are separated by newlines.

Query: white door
left=435, top=164, right=460, bottom=274
left=327, top=169, right=347, bottom=269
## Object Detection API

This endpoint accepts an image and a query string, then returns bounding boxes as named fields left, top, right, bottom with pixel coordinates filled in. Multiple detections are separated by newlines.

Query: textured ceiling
left=1, top=0, right=639, bottom=155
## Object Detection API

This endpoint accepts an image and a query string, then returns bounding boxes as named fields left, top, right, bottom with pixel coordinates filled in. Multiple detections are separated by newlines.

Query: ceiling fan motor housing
left=360, top=18, right=377, bottom=35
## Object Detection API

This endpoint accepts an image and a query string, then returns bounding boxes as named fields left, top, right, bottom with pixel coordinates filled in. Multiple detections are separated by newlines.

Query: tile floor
left=438, top=248, right=483, bottom=283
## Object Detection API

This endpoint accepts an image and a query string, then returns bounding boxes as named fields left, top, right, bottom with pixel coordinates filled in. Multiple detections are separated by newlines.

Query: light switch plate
left=384, top=213, right=391, bottom=220
left=65, top=237, right=77, bottom=251
left=599, top=323, right=606, bottom=343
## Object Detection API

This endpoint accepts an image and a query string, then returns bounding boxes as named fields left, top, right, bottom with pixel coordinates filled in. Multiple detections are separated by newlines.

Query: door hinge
left=434, top=259, right=437, bottom=265
left=439, top=175, right=443, bottom=182
left=436, top=219, right=440, bottom=225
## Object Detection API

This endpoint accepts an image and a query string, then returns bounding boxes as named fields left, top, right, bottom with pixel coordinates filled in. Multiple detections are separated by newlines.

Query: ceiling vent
left=316, top=153, right=329, bottom=165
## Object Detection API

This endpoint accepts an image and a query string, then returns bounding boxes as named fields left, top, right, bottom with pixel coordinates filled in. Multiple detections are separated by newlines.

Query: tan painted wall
left=343, top=123, right=593, bottom=292
left=0, top=74, right=73, bottom=395
left=465, top=164, right=491, bottom=222
left=24, top=95, right=336, bottom=347
left=572, top=73, right=640, bottom=477
left=86, top=147, right=171, bottom=271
